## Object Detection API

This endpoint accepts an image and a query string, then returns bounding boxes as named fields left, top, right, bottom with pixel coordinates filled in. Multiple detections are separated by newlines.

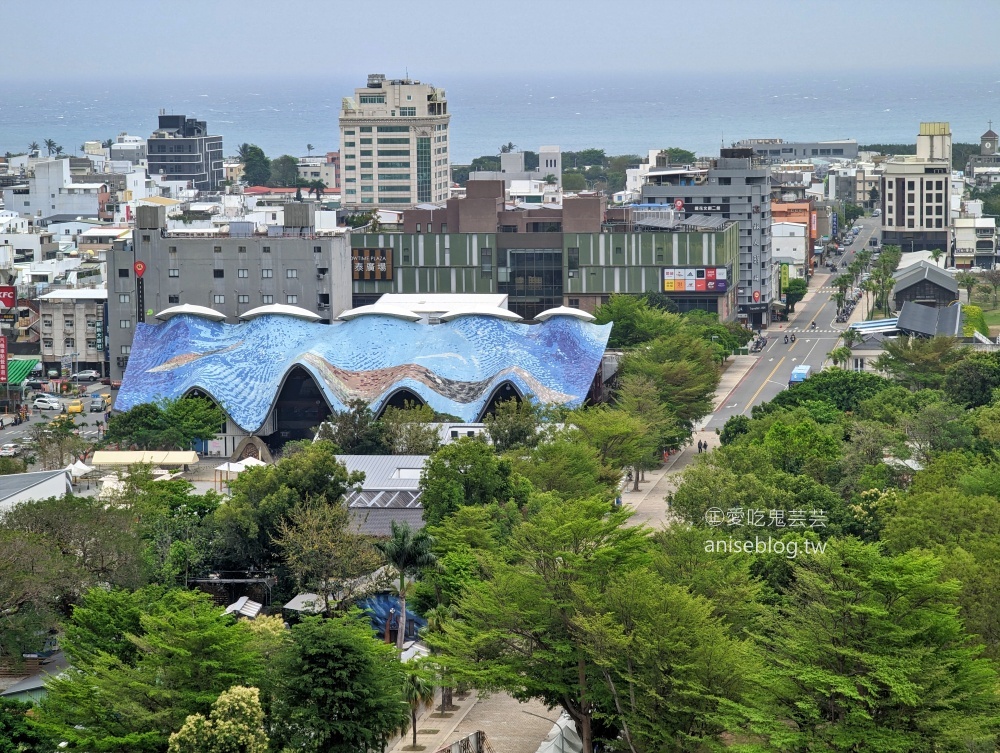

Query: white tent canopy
left=239, top=304, right=322, bottom=322
left=155, top=304, right=226, bottom=322
left=534, top=306, right=597, bottom=322
left=66, top=460, right=94, bottom=478
left=336, top=305, right=422, bottom=322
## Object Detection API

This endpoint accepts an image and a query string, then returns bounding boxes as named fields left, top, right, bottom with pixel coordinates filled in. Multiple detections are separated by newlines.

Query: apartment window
left=141, top=234, right=150, bottom=242
left=378, top=150, right=410, bottom=157
left=360, top=150, right=373, bottom=157
left=416, top=223, right=421, bottom=233
left=263, top=246, right=271, bottom=253
left=344, top=129, right=355, bottom=135
left=345, top=165, right=356, bottom=171
left=86, top=319, right=96, bottom=330
left=907, top=181, right=914, bottom=190
left=238, top=268, right=248, bottom=278
left=118, top=293, right=130, bottom=303
left=441, top=224, right=448, bottom=233
left=169, top=268, right=180, bottom=277
left=214, top=246, right=222, bottom=253
left=568, top=247, right=580, bottom=270
left=262, top=269, right=273, bottom=278
left=360, top=138, right=372, bottom=145
left=64, top=338, right=75, bottom=349
left=42, top=338, right=53, bottom=348
left=168, top=294, right=180, bottom=304
left=569, top=298, right=580, bottom=308
left=42, top=318, right=52, bottom=328
left=313, top=246, right=322, bottom=253
left=118, top=268, right=129, bottom=277
left=213, top=295, right=225, bottom=304
left=481, top=247, right=493, bottom=278
left=213, top=269, right=225, bottom=278
left=400, top=107, right=416, bottom=117
left=169, top=245, right=177, bottom=253
left=286, top=268, right=297, bottom=278
left=361, top=174, right=373, bottom=181
left=120, top=319, right=131, bottom=329
left=238, top=245, right=247, bottom=253
left=286, top=295, right=298, bottom=304
left=86, top=339, right=97, bottom=349
left=121, top=345, right=131, bottom=355
left=64, top=318, right=74, bottom=329
left=238, top=294, right=250, bottom=304
left=262, top=294, right=273, bottom=304
left=344, top=141, right=356, bottom=148
left=378, top=138, right=410, bottom=145
left=361, top=161, right=373, bottom=168
left=360, top=126, right=372, bottom=132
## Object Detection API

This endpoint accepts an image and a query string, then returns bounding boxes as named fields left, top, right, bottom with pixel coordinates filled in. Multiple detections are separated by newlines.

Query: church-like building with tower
left=966, top=124, right=1000, bottom=188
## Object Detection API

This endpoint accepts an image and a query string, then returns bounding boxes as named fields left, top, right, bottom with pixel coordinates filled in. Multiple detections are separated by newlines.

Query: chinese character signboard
left=780, top=263, right=789, bottom=294
left=352, top=248, right=393, bottom=281
left=0, top=336, right=8, bottom=383
left=662, top=267, right=728, bottom=294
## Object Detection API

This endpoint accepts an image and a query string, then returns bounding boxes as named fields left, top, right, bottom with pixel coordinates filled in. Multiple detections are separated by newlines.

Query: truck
left=789, top=364, right=812, bottom=386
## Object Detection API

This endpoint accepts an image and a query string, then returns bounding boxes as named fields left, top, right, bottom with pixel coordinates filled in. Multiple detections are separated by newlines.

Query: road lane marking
left=743, top=356, right=785, bottom=415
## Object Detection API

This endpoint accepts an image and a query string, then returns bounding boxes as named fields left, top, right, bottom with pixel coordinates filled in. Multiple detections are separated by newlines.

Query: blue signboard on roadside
left=832, top=212, right=839, bottom=237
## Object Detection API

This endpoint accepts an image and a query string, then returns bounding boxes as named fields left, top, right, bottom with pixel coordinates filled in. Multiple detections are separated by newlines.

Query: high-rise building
left=339, top=74, right=450, bottom=210
left=880, top=122, right=951, bottom=253
left=146, top=114, right=223, bottom=191
left=640, top=149, right=774, bottom=328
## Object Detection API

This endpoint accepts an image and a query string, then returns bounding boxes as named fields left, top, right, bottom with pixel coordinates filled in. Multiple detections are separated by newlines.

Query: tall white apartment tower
left=339, top=74, right=451, bottom=210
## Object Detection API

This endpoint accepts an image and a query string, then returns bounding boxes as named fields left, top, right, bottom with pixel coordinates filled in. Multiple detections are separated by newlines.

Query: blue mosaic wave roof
left=116, top=314, right=612, bottom=432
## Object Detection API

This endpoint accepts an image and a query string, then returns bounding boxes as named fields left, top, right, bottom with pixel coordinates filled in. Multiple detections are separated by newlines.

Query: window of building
left=360, top=138, right=372, bottom=145
left=379, top=149, right=410, bottom=157
left=379, top=161, right=410, bottom=168
left=141, top=234, right=150, bottom=242
left=286, top=295, right=298, bottom=304
left=238, top=268, right=248, bottom=278
left=213, top=246, right=222, bottom=253
left=378, top=138, right=410, bottom=145
left=361, top=174, right=373, bottom=181
left=213, top=269, right=224, bottom=278
left=120, top=319, right=131, bottom=329
left=344, top=141, right=356, bottom=148
left=344, top=129, right=355, bottom=135
left=239, top=245, right=247, bottom=253
left=42, top=338, right=53, bottom=348
left=263, top=246, right=271, bottom=253
left=238, top=294, right=250, bottom=303
left=168, top=294, right=180, bottom=304
left=262, top=294, right=273, bottom=304
left=121, top=345, right=131, bottom=355
left=481, top=247, right=493, bottom=278
left=64, top=318, right=74, bottom=329
left=400, top=107, right=416, bottom=117
left=360, top=126, right=372, bottom=132
left=568, top=247, right=580, bottom=271
left=213, top=295, right=225, bottom=304
left=64, top=338, right=74, bottom=349
left=169, top=245, right=177, bottom=253
left=169, top=268, right=180, bottom=277
left=361, top=161, right=372, bottom=168
left=345, top=165, right=356, bottom=171
left=359, top=95, right=385, bottom=104
left=118, top=293, right=130, bottom=303
left=118, top=268, right=129, bottom=277
left=379, top=173, right=410, bottom=180
left=86, top=339, right=97, bottom=349
left=360, top=150, right=373, bottom=157
left=286, top=269, right=297, bottom=278
left=262, top=269, right=273, bottom=278
left=908, top=181, right=915, bottom=190
left=313, top=245, right=322, bottom=253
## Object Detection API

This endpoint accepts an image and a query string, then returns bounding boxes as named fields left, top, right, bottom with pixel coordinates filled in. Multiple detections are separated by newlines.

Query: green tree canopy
left=239, top=144, right=270, bottom=186
left=105, top=397, right=224, bottom=450
left=268, top=154, right=300, bottom=187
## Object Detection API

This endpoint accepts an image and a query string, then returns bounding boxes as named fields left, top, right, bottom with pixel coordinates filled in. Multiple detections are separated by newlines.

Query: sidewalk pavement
left=387, top=688, right=561, bottom=753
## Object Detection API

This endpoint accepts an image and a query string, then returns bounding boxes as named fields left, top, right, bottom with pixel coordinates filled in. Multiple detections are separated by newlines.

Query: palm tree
left=306, top=143, right=314, bottom=156
left=43, top=139, right=56, bottom=156
left=842, top=328, right=863, bottom=349
left=499, top=141, right=516, bottom=153
left=308, top=179, right=326, bottom=201
left=102, top=138, right=113, bottom=149
left=929, top=248, right=944, bottom=267
left=28, top=141, right=39, bottom=154
left=54, top=145, right=64, bottom=156
left=375, top=522, right=436, bottom=650
left=237, top=143, right=252, bottom=162
left=956, top=271, right=979, bottom=303
left=828, top=346, right=852, bottom=369
left=543, top=174, right=557, bottom=185
left=402, top=671, right=436, bottom=749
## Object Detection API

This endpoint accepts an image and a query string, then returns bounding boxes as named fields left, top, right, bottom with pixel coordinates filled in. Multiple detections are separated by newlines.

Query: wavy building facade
left=116, top=311, right=611, bottom=455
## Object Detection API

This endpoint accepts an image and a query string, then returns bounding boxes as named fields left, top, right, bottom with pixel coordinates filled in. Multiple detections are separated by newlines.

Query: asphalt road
left=0, top=382, right=112, bottom=456
left=705, top=217, right=881, bottom=430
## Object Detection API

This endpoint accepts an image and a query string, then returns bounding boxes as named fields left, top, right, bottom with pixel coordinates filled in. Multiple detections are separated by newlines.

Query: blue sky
left=5, top=0, right=994, bottom=80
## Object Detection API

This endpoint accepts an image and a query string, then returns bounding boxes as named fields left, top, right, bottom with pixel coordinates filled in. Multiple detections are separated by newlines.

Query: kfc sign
left=0, top=287, right=15, bottom=309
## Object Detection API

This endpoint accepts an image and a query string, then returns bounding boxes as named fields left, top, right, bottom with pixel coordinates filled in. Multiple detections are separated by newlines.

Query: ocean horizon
left=2, top=70, right=998, bottom=165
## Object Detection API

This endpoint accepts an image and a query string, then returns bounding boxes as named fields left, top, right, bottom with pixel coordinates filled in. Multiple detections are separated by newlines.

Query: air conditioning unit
left=317, top=303, right=330, bottom=310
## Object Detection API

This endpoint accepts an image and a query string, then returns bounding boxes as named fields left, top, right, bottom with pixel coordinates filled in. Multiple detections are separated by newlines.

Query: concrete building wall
left=339, top=74, right=450, bottom=209
left=39, top=297, right=107, bottom=374
left=735, top=139, right=858, bottom=163
left=108, top=227, right=352, bottom=379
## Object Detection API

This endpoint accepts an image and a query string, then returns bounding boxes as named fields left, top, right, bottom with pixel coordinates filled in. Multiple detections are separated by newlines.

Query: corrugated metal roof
left=345, top=489, right=422, bottom=509
left=350, top=507, right=425, bottom=537
left=336, top=455, right=430, bottom=489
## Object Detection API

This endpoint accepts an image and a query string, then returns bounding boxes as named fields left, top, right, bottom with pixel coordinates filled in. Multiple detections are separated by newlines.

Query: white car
left=33, top=396, right=61, bottom=410
left=0, top=444, right=19, bottom=457
left=70, top=370, right=101, bottom=382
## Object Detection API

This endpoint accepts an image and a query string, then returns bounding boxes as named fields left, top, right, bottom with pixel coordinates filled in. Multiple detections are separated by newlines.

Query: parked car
left=33, top=396, right=61, bottom=410
left=25, top=379, right=46, bottom=390
left=89, top=397, right=108, bottom=413
left=70, top=370, right=101, bottom=382
left=0, top=444, right=19, bottom=457
left=66, top=399, right=85, bottom=414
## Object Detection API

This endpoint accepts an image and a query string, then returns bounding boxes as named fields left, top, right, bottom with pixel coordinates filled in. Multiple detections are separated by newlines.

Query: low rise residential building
left=1, top=159, right=112, bottom=222
left=771, top=222, right=809, bottom=280
left=953, top=216, right=997, bottom=269
left=965, top=126, right=1000, bottom=188
left=109, top=133, right=147, bottom=165
left=37, top=288, right=108, bottom=377
left=297, top=157, right=339, bottom=189
left=467, top=147, right=563, bottom=191
left=734, top=138, right=858, bottom=163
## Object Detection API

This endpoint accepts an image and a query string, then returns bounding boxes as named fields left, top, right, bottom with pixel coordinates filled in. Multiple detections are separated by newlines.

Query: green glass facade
left=416, top=137, right=431, bottom=203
